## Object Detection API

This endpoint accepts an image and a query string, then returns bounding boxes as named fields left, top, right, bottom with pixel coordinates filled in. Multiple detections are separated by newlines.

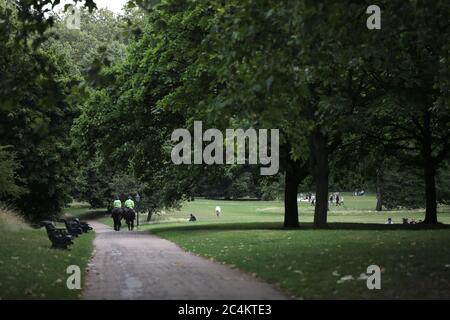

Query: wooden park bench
left=40, top=221, right=74, bottom=249
left=59, top=218, right=83, bottom=237
left=70, top=218, right=93, bottom=233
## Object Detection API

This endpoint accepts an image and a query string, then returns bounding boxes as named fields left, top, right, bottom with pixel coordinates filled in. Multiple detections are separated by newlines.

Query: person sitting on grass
left=124, top=195, right=136, bottom=231
left=189, top=213, right=197, bottom=222
left=112, top=196, right=123, bottom=231
left=385, top=217, right=394, bottom=225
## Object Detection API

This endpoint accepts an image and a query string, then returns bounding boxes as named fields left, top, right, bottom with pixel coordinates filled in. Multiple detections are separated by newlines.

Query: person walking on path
left=112, top=196, right=123, bottom=231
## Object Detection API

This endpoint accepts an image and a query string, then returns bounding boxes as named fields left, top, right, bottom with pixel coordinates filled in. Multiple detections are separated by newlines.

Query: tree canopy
left=1, top=0, right=448, bottom=226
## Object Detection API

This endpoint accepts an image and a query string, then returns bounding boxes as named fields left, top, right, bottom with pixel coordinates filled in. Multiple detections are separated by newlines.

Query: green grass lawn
left=132, top=194, right=450, bottom=299
left=124, top=193, right=450, bottom=226
left=0, top=210, right=94, bottom=300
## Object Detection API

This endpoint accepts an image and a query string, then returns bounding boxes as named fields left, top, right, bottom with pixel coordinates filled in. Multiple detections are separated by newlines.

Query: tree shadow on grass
left=151, top=221, right=450, bottom=234
left=65, top=210, right=108, bottom=221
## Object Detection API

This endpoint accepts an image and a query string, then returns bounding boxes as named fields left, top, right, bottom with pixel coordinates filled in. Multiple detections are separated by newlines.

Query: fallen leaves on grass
left=357, top=273, right=369, bottom=280
left=337, top=275, right=354, bottom=284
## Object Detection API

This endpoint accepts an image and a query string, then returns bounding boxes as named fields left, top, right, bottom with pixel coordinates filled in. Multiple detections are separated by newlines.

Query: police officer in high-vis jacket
left=124, top=196, right=136, bottom=231
left=112, top=196, right=123, bottom=231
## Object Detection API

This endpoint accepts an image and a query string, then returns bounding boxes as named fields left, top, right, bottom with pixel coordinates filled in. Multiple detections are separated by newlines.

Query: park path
left=82, top=221, right=288, bottom=300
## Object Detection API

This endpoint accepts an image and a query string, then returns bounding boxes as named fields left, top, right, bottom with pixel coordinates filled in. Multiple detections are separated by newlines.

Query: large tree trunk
left=282, top=145, right=309, bottom=228
left=421, top=115, right=438, bottom=224
left=376, top=167, right=384, bottom=211
left=423, top=162, right=438, bottom=224
left=284, top=165, right=300, bottom=228
left=311, top=130, right=329, bottom=228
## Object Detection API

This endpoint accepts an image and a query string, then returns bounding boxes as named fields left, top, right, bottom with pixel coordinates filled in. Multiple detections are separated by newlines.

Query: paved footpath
left=82, top=221, right=288, bottom=300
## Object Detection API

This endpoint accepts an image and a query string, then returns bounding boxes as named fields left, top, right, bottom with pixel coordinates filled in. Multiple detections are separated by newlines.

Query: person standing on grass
left=124, top=195, right=136, bottom=231
left=215, top=206, right=221, bottom=217
left=112, top=196, right=123, bottom=231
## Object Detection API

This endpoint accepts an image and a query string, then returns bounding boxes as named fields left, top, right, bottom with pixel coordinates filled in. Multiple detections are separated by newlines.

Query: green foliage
left=0, top=3, right=79, bottom=221
left=360, top=1, right=450, bottom=221
left=71, top=160, right=112, bottom=209
left=72, top=1, right=203, bottom=214
left=383, top=168, right=425, bottom=210
left=381, top=162, right=450, bottom=210
left=73, top=0, right=450, bottom=224
left=197, top=167, right=262, bottom=200
left=437, top=163, right=450, bottom=205
left=0, top=146, right=27, bottom=199
left=259, top=176, right=284, bottom=201
left=44, top=8, right=128, bottom=79
left=363, top=0, right=450, bottom=166
left=57, top=7, right=144, bottom=209
left=108, top=173, right=145, bottom=201
left=4, top=0, right=449, bottom=225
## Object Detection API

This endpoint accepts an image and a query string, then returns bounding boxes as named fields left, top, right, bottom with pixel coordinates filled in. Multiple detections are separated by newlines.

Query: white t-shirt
left=215, top=206, right=221, bottom=213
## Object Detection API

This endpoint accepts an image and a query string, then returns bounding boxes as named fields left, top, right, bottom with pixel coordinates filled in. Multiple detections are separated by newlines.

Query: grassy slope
left=140, top=194, right=450, bottom=299
left=0, top=208, right=94, bottom=300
